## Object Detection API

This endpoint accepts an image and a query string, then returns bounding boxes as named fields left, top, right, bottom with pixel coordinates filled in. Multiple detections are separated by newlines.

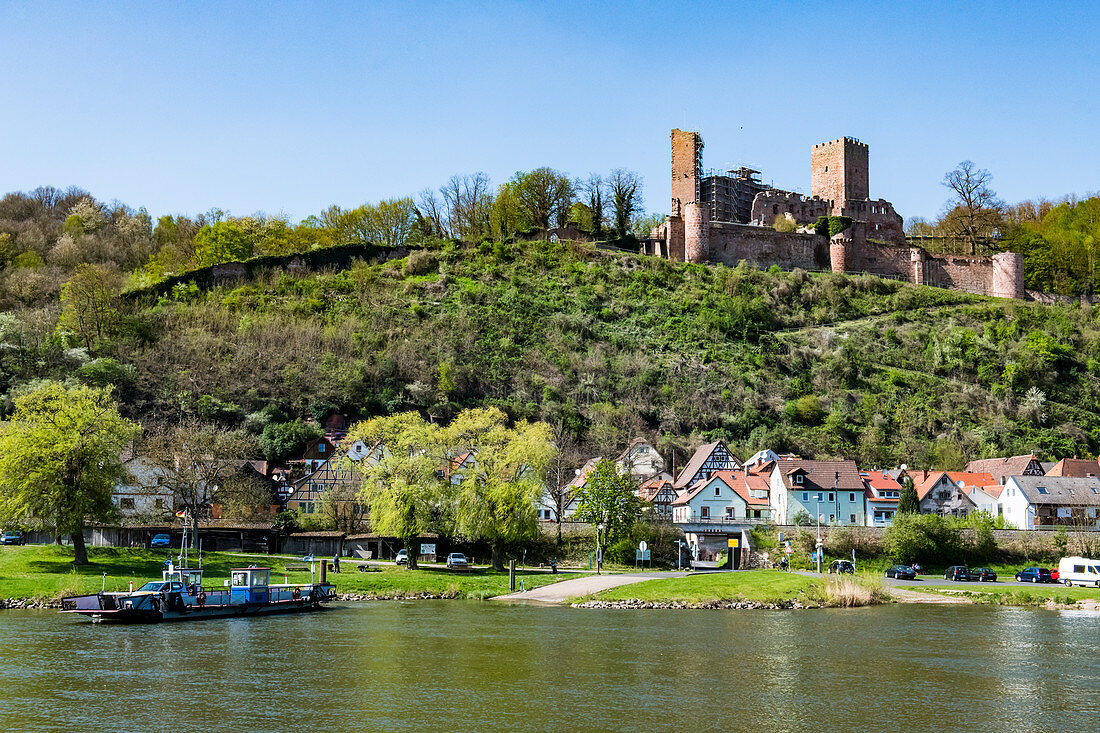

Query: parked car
left=972, top=567, right=997, bottom=582
left=1051, top=568, right=1060, bottom=581
left=1014, top=567, right=1053, bottom=583
left=395, top=549, right=408, bottom=566
left=149, top=533, right=171, bottom=548
left=944, top=565, right=971, bottom=581
left=1057, top=557, right=1100, bottom=588
left=446, top=552, right=469, bottom=569
left=827, top=560, right=855, bottom=574
left=1, top=530, right=26, bottom=545
left=885, top=565, right=916, bottom=580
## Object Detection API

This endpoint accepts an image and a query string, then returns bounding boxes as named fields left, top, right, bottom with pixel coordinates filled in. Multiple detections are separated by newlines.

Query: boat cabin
left=230, top=567, right=270, bottom=604
left=162, top=567, right=204, bottom=590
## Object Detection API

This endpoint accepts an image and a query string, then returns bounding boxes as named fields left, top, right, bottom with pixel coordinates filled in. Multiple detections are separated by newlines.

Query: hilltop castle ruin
left=646, top=129, right=1025, bottom=300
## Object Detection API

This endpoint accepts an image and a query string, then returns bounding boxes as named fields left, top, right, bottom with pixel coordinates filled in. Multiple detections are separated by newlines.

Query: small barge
left=61, top=565, right=335, bottom=624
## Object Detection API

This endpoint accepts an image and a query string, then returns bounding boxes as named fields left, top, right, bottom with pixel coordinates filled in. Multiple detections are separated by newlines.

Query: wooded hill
left=10, top=235, right=1100, bottom=471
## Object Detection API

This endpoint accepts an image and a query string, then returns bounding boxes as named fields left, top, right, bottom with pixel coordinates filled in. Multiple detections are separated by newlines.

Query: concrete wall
left=707, top=222, right=829, bottom=270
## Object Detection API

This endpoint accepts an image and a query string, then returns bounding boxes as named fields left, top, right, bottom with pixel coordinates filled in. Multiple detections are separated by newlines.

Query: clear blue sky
left=1, top=1, right=1096, bottom=224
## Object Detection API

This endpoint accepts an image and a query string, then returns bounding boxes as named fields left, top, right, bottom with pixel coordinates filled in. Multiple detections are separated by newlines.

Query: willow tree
left=0, top=382, right=137, bottom=565
left=345, top=412, right=448, bottom=569
left=448, top=408, right=553, bottom=571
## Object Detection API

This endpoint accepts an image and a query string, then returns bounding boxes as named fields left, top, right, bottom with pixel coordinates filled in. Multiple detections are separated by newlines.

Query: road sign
left=783, top=546, right=793, bottom=554
left=638, top=540, right=648, bottom=552
left=635, top=550, right=651, bottom=561
left=420, top=543, right=436, bottom=555
left=727, top=538, right=739, bottom=548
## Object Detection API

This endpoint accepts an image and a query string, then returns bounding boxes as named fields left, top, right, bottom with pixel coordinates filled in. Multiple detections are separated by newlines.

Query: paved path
left=494, top=572, right=688, bottom=604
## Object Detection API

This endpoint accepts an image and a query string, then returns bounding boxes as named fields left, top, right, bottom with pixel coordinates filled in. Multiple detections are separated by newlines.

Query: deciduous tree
left=573, top=459, right=643, bottom=559
left=608, top=168, right=642, bottom=239
left=0, top=382, right=137, bottom=565
left=941, top=161, right=1005, bottom=254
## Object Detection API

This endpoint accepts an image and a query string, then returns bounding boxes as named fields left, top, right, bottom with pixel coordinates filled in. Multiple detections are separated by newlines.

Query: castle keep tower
left=811, top=137, right=869, bottom=212
left=671, top=129, right=709, bottom=263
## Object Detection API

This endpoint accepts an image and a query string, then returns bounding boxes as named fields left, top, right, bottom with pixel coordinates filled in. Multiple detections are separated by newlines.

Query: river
left=0, top=602, right=1097, bottom=731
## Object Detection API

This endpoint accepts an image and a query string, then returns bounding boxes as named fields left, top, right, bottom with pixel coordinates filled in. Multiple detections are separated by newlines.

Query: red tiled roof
left=915, top=471, right=996, bottom=500
left=777, top=460, right=863, bottom=492
left=1046, top=458, right=1100, bottom=478
left=964, top=455, right=1041, bottom=480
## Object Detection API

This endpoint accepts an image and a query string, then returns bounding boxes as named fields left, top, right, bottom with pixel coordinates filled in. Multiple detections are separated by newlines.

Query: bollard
left=509, top=559, right=516, bottom=592
left=320, top=559, right=328, bottom=584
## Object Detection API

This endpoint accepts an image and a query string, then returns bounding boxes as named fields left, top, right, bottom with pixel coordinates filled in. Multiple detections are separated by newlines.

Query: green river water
left=0, top=602, right=1097, bottom=731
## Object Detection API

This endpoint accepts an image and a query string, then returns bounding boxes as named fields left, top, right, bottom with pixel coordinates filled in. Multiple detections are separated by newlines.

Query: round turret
left=992, top=251, right=1024, bottom=299
left=683, top=202, right=709, bottom=264
left=829, top=237, right=848, bottom=273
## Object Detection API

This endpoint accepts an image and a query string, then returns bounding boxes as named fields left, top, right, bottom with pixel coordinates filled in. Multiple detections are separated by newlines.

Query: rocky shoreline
left=571, top=598, right=814, bottom=610
left=2, top=598, right=61, bottom=610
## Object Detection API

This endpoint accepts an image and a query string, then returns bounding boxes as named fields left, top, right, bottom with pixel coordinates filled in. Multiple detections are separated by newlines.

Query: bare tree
left=941, top=161, right=1005, bottom=254
left=608, top=169, right=643, bottom=239
left=142, top=421, right=256, bottom=547
left=581, top=174, right=606, bottom=239
left=318, top=478, right=368, bottom=553
left=542, top=420, right=583, bottom=544
left=441, top=173, right=493, bottom=241
left=416, top=188, right=450, bottom=239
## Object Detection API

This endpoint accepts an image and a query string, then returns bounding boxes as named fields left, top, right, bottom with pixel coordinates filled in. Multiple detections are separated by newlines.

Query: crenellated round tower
left=683, top=201, right=709, bottom=264
left=992, top=251, right=1025, bottom=299
left=829, top=236, right=848, bottom=273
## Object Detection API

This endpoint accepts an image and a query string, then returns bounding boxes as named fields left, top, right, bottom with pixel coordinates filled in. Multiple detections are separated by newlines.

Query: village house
left=769, top=460, right=864, bottom=525
left=1045, top=457, right=1100, bottom=478
left=615, top=437, right=668, bottom=483
left=670, top=469, right=771, bottom=524
left=672, top=440, right=742, bottom=491
left=964, top=455, right=1045, bottom=485
left=637, top=477, right=676, bottom=519
left=914, top=471, right=996, bottom=517
left=860, top=470, right=902, bottom=527
left=1000, top=475, right=1100, bottom=530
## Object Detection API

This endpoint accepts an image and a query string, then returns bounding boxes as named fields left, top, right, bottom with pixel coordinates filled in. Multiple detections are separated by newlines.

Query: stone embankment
left=336, top=591, right=462, bottom=601
left=572, top=599, right=812, bottom=610
left=2, top=598, right=60, bottom=610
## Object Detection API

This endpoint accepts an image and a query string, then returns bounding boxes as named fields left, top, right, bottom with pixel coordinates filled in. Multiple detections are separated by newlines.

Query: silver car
left=446, top=553, right=468, bottom=569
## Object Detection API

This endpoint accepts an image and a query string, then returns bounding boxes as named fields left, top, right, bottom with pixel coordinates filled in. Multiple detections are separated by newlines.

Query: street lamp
left=675, top=540, right=684, bottom=571
left=814, top=493, right=824, bottom=574
left=596, top=522, right=606, bottom=575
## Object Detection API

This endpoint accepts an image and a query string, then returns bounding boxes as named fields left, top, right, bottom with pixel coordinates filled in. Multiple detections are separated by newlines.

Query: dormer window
left=795, top=475, right=804, bottom=484
left=318, top=444, right=325, bottom=453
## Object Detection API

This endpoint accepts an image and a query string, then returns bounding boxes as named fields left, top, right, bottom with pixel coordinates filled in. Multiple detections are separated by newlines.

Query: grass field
left=0, top=545, right=569, bottom=601
left=589, top=571, right=829, bottom=605
left=915, top=583, right=1100, bottom=606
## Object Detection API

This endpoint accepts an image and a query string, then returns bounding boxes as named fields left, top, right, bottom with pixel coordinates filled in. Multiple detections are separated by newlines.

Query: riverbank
left=0, top=545, right=569, bottom=604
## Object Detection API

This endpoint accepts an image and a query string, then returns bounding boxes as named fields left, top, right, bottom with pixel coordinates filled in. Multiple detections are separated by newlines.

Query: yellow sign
left=727, top=538, right=739, bottom=548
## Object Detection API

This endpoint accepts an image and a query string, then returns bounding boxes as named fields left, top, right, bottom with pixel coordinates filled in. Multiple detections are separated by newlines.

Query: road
left=494, top=571, right=688, bottom=603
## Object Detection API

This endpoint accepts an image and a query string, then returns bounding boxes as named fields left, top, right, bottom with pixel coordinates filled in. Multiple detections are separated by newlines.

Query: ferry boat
left=61, top=564, right=335, bottom=624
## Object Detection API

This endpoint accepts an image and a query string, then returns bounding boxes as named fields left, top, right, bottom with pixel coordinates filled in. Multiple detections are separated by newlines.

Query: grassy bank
left=585, top=570, right=889, bottom=608
left=915, top=583, right=1100, bottom=607
left=0, top=546, right=568, bottom=602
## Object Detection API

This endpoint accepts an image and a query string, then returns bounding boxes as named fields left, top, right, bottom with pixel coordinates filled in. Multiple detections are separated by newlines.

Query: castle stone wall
left=671, top=129, right=702, bottom=216
left=926, top=255, right=996, bottom=295
left=811, top=137, right=869, bottom=208
left=751, top=190, right=830, bottom=227
left=848, top=239, right=913, bottom=278
left=993, top=251, right=1025, bottom=299
left=684, top=203, right=710, bottom=264
left=707, top=223, right=828, bottom=270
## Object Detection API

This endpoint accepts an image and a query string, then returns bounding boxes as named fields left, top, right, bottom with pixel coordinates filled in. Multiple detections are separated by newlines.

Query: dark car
left=885, top=565, right=916, bottom=580
left=944, top=565, right=971, bottom=581
left=1015, top=567, right=1053, bottom=583
left=828, top=560, right=855, bottom=574
left=972, top=567, right=997, bottom=582
left=1, top=530, right=26, bottom=545
left=149, top=533, right=171, bottom=549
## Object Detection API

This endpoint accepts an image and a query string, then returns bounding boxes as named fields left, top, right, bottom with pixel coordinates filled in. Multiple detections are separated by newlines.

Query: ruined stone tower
left=811, top=137, right=869, bottom=213
left=992, top=251, right=1025, bottom=299
left=671, top=129, right=709, bottom=263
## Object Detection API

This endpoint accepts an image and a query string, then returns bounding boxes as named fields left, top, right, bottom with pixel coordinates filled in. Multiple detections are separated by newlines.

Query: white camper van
left=1057, top=556, right=1100, bottom=587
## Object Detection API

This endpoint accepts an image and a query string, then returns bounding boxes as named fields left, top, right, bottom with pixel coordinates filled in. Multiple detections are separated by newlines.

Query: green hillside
left=24, top=238, right=1100, bottom=468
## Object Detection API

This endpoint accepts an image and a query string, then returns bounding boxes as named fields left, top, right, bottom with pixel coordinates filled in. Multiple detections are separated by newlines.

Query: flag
left=175, top=509, right=186, bottom=518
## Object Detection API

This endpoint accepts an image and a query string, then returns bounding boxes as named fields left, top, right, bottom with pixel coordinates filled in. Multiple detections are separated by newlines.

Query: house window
left=725, top=507, right=734, bottom=519
left=714, top=486, right=721, bottom=496
left=849, top=493, right=856, bottom=502
left=828, top=493, right=834, bottom=502
left=1037, top=487, right=1048, bottom=494
left=849, top=514, right=856, bottom=524
left=795, top=475, right=804, bottom=484
left=120, top=498, right=135, bottom=510
left=318, top=443, right=325, bottom=452
left=802, top=492, right=808, bottom=501
left=701, top=506, right=710, bottom=519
